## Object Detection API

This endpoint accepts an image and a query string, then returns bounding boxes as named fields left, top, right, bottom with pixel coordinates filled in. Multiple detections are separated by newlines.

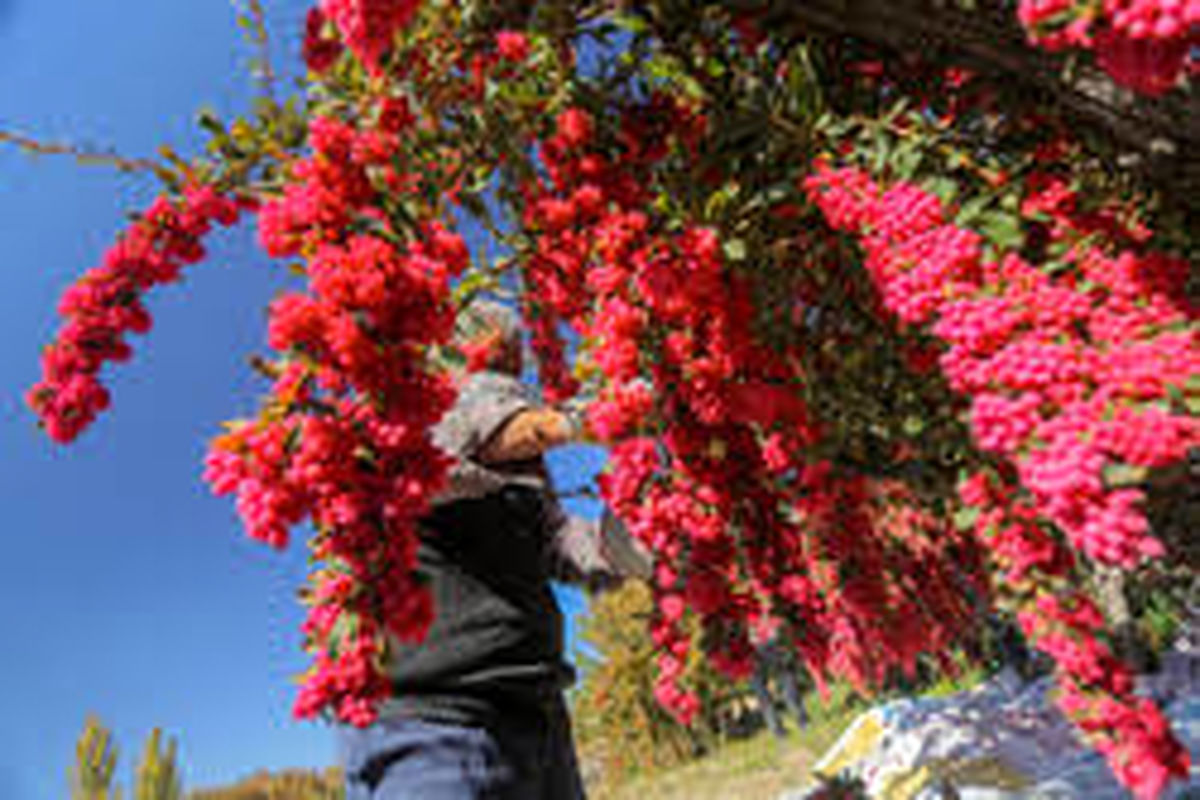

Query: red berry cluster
left=317, top=0, right=422, bottom=73
left=28, top=185, right=242, bottom=443
left=805, top=162, right=1196, bottom=568
left=33, top=2, right=487, bottom=732
left=206, top=106, right=467, bottom=727
left=303, top=7, right=345, bottom=73
left=517, top=104, right=985, bottom=721
left=961, top=472, right=1189, bottom=800
left=806, top=161, right=1194, bottom=797
left=1018, top=0, right=1197, bottom=94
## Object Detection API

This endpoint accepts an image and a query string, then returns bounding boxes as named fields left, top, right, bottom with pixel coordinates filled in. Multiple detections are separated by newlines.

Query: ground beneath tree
left=587, top=636, right=1200, bottom=800
left=583, top=692, right=861, bottom=800
left=586, top=730, right=820, bottom=800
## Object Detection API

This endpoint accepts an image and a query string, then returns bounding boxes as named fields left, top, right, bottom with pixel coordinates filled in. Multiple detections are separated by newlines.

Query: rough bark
left=720, top=0, right=1199, bottom=210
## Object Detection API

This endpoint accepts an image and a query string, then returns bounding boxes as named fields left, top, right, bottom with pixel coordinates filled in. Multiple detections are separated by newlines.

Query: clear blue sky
left=0, top=3, right=595, bottom=797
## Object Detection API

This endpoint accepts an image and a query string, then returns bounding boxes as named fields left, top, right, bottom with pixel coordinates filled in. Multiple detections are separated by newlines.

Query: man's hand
left=559, top=396, right=593, bottom=444
left=476, top=408, right=576, bottom=464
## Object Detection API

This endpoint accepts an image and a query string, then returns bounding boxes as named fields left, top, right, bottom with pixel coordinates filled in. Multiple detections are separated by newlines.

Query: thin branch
left=233, top=0, right=277, bottom=101
left=0, top=128, right=160, bottom=173
left=556, top=484, right=602, bottom=501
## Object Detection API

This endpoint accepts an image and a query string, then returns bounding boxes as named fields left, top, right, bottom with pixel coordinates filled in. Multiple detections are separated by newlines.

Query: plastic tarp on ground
left=783, top=642, right=1199, bottom=799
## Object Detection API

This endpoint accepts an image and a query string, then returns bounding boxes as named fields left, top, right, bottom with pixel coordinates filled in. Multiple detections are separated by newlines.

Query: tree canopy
left=24, top=2, right=1196, bottom=797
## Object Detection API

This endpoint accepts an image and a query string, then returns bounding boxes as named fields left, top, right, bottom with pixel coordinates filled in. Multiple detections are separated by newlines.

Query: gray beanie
left=455, top=299, right=522, bottom=350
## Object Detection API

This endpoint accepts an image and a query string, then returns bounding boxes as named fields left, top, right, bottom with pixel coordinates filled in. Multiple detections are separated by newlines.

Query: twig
left=0, top=128, right=159, bottom=173
left=556, top=485, right=602, bottom=501
left=233, top=0, right=277, bottom=101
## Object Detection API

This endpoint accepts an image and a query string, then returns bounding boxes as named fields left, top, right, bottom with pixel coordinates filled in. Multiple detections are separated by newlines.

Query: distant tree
left=572, top=582, right=737, bottom=781
left=65, top=715, right=345, bottom=800
left=187, top=767, right=343, bottom=800
left=70, top=714, right=122, bottom=800
left=134, top=728, right=182, bottom=800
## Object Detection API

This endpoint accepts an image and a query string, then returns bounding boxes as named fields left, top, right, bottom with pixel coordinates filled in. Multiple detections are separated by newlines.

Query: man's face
left=465, top=322, right=523, bottom=376
left=491, top=331, right=523, bottom=376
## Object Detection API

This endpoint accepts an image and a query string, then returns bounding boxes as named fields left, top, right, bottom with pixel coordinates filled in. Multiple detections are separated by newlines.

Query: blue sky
left=0, top=3, right=595, bottom=797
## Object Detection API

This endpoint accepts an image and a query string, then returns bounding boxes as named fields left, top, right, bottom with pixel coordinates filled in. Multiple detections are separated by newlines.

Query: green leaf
left=1104, top=463, right=1148, bottom=487
left=612, top=11, right=649, bottom=34
left=452, top=269, right=497, bottom=305
left=723, top=238, right=748, bottom=262
left=891, top=140, right=923, bottom=181
left=704, top=183, right=739, bottom=219
left=977, top=211, right=1024, bottom=251
left=1164, top=380, right=1187, bottom=409
left=196, top=107, right=226, bottom=136
left=953, top=505, right=980, bottom=531
left=955, top=195, right=991, bottom=227
left=1182, top=372, right=1199, bottom=400
left=870, top=126, right=891, bottom=174
left=1185, top=393, right=1200, bottom=418
left=927, top=177, right=958, bottom=205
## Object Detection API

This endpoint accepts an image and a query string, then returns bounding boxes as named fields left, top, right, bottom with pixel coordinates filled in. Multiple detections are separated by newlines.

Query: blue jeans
left=750, top=641, right=808, bottom=738
left=340, top=698, right=586, bottom=799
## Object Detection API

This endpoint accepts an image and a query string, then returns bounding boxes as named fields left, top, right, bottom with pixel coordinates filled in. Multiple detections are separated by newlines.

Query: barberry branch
left=232, top=0, right=277, bottom=101
left=0, top=127, right=160, bottom=173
